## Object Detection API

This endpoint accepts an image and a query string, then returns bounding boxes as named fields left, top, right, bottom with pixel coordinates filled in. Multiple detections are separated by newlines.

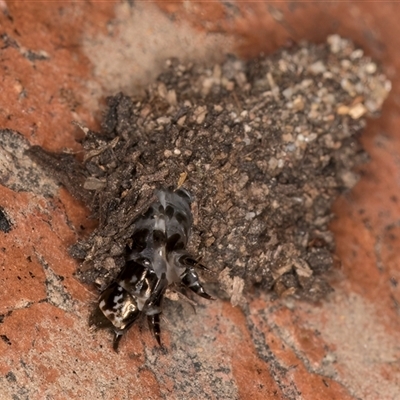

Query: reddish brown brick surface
left=0, top=2, right=399, bottom=399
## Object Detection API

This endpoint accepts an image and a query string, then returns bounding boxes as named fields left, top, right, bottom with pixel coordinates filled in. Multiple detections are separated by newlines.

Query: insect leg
left=181, top=268, right=213, bottom=300
left=145, top=278, right=166, bottom=346
left=113, top=331, right=124, bottom=352
left=178, top=254, right=210, bottom=271
left=147, top=313, right=162, bottom=346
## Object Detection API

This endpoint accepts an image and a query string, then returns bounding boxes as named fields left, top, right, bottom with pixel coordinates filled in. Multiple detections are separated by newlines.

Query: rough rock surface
left=1, top=2, right=399, bottom=400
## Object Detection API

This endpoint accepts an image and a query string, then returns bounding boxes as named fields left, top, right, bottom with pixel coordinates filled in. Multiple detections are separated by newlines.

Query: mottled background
left=0, top=2, right=399, bottom=399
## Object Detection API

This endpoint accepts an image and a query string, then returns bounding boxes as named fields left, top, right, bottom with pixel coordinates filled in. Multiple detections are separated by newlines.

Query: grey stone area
left=0, top=129, right=58, bottom=197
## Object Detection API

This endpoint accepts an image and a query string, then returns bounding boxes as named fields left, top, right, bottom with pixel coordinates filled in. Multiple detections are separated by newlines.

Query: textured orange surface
left=0, top=1, right=399, bottom=399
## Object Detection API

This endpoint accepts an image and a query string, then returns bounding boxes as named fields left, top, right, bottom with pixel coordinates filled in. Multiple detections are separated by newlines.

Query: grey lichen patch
left=0, top=33, right=50, bottom=62
left=0, top=207, right=12, bottom=233
left=249, top=320, right=302, bottom=399
left=144, top=301, right=240, bottom=400
left=28, top=36, right=390, bottom=302
left=0, top=129, right=58, bottom=197
left=35, top=252, right=75, bottom=312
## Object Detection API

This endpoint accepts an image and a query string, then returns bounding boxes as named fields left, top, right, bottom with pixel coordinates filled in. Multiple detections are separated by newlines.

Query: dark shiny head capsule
left=98, top=283, right=141, bottom=331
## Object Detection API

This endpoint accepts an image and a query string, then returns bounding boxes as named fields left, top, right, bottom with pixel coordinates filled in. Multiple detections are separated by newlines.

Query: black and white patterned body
left=91, top=188, right=211, bottom=350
